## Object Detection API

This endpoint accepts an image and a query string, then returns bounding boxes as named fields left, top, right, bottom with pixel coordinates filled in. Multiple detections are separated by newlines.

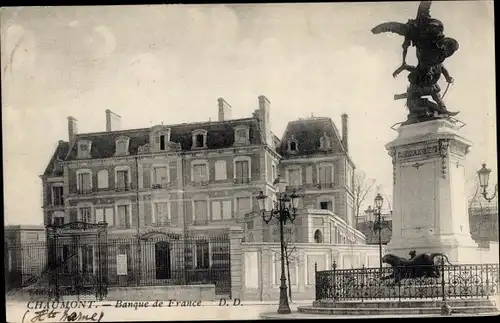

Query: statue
left=381, top=252, right=452, bottom=284
left=372, top=1, right=460, bottom=125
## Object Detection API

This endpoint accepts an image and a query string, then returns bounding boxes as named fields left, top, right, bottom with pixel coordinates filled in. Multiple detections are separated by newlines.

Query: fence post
left=361, top=264, right=365, bottom=303
left=332, top=261, right=337, bottom=302
left=315, top=262, right=319, bottom=301
left=485, top=264, right=490, bottom=300
left=229, top=226, right=245, bottom=300
left=441, top=257, right=446, bottom=302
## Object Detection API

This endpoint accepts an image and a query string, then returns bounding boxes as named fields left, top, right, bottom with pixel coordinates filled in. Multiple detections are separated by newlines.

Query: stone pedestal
left=385, top=119, right=479, bottom=263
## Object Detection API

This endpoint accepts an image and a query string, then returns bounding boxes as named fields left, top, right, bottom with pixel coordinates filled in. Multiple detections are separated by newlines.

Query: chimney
left=67, top=116, right=78, bottom=142
left=341, top=113, right=348, bottom=152
left=217, top=98, right=232, bottom=121
left=106, top=109, right=121, bottom=132
left=257, top=95, right=272, bottom=145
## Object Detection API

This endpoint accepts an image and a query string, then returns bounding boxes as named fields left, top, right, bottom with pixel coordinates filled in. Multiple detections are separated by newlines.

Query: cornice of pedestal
left=385, top=119, right=472, bottom=151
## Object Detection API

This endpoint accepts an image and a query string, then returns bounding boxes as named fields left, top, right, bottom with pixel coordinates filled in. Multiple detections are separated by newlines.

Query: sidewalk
left=5, top=299, right=314, bottom=322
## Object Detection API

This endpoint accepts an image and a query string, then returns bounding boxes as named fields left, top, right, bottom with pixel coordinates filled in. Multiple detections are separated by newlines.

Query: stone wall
left=238, top=242, right=383, bottom=301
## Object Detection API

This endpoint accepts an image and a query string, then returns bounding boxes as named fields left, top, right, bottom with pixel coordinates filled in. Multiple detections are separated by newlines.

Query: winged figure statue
left=371, top=1, right=460, bottom=124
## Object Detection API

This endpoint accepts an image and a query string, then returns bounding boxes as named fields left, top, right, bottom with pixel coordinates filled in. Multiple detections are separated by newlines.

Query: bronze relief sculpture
left=372, top=1, right=460, bottom=125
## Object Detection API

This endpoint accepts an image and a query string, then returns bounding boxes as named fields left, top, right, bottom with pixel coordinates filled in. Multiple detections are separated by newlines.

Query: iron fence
left=315, top=261, right=500, bottom=301
left=5, top=234, right=231, bottom=298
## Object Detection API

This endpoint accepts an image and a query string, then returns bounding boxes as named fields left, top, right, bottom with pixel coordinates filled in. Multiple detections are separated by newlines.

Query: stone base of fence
left=106, top=284, right=216, bottom=301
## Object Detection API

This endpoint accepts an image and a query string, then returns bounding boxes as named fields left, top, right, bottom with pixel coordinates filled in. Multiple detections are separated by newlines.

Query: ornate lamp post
left=477, top=163, right=498, bottom=202
left=256, top=176, right=299, bottom=314
left=373, top=193, right=385, bottom=271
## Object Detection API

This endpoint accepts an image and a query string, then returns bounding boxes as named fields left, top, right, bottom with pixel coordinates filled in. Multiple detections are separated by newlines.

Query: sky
left=2, top=2, right=496, bottom=226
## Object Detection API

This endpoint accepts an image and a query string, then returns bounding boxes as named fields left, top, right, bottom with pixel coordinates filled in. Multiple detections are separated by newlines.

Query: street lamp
left=256, top=176, right=299, bottom=314
left=373, top=193, right=385, bottom=271
left=477, top=163, right=498, bottom=202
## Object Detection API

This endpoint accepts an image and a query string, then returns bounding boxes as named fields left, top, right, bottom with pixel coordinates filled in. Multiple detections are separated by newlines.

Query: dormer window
left=77, top=140, right=92, bottom=159
left=319, top=133, right=332, bottom=151
left=150, top=125, right=171, bottom=152
left=234, top=125, right=250, bottom=146
left=154, top=128, right=170, bottom=151
left=115, top=136, right=130, bottom=156
left=287, top=136, right=298, bottom=154
left=192, top=129, right=208, bottom=149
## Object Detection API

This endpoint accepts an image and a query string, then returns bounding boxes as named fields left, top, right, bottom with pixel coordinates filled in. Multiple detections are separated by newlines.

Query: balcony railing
left=151, top=183, right=172, bottom=189
left=76, top=188, right=93, bottom=195
left=152, top=220, right=171, bottom=227
left=234, top=178, right=251, bottom=184
left=317, top=182, right=334, bottom=189
left=115, top=184, right=131, bottom=192
left=192, top=180, right=210, bottom=187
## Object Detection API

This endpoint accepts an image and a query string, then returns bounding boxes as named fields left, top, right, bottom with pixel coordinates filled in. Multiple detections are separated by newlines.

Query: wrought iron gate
left=46, top=222, right=108, bottom=300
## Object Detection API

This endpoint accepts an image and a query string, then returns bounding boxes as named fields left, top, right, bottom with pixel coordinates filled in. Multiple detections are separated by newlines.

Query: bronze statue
left=372, top=1, right=460, bottom=124
left=381, top=252, right=452, bottom=284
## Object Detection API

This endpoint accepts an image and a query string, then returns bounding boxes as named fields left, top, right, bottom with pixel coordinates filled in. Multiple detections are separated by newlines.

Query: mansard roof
left=43, top=141, right=70, bottom=176
left=278, top=117, right=345, bottom=157
left=64, top=118, right=262, bottom=161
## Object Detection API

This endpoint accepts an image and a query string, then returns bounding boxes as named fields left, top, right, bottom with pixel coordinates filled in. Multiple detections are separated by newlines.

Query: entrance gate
left=46, top=222, right=108, bottom=300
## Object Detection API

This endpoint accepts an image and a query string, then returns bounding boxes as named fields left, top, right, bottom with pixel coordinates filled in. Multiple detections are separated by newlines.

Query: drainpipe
left=135, top=156, right=141, bottom=287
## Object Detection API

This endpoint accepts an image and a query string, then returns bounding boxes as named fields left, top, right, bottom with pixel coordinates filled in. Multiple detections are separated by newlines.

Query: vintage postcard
left=2, top=2, right=498, bottom=322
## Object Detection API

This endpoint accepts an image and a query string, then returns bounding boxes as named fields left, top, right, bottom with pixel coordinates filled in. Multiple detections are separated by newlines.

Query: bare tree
left=353, top=171, right=377, bottom=226
left=271, top=226, right=301, bottom=302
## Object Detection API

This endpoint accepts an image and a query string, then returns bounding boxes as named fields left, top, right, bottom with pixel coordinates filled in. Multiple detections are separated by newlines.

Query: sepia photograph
left=2, top=1, right=498, bottom=321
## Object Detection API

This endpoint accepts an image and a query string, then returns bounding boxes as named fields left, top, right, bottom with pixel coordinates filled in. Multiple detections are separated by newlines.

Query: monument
left=372, top=1, right=480, bottom=263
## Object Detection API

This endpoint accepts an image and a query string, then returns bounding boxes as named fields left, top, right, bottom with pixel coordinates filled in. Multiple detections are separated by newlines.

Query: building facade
left=39, top=95, right=365, bottom=290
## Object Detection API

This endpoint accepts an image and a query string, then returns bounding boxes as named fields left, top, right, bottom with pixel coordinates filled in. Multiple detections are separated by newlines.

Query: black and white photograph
left=2, top=1, right=498, bottom=321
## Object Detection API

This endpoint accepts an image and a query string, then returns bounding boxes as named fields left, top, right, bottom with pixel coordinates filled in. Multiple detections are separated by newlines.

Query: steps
left=260, top=298, right=500, bottom=319
left=303, top=299, right=498, bottom=315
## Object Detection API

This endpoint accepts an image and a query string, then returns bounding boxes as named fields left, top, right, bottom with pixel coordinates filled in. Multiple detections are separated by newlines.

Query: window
left=159, top=135, right=166, bottom=150
left=215, top=160, right=227, bottom=180
left=247, top=220, right=254, bottom=230
left=117, top=204, right=131, bottom=228
left=192, top=130, right=207, bottom=149
left=195, top=240, right=210, bottom=269
left=53, top=216, right=65, bottom=226
left=288, top=137, right=298, bottom=153
left=152, top=166, right=168, bottom=188
left=319, top=133, right=332, bottom=150
left=319, top=200, right=333, bottom=211
left=97, top=170, right=109, bottom=189
left=81, top=245, right=94, bottom=274
left=154, top=202, right=170, bottom=226
left=79, top=206, right=93, bottom=223
left=235, top=160, right=250, bottom=183
left=271, top=164, right=276, bottom=181
left=152, top=127, right=171, bottom=152
left=196, top=134, right=204, bottom=147
left=155, top=241, right=171, bottom=279
left=314, top=230, right=323, bottom=243
left=318, top=165, right=334, bottom=187
left=234, top=126, right=249, bottom=145
left=192, top=163, right=208, bottom=184
left=77, top=171, right=92, bottom=193
left=193, top=200, right=208, bottom=223
left=95, top=208, right=114, bottom=226
left=52, top=186, right=64, bottom=206
left=212, top=200, right=232, bottom=220
left=115, top=136, right=130, bottom=156
left=77, top=140, right=92, bottom=159
left=116, top=169, right=129, bottom=190
left=288, top=168, right=301, bottom=187
left=236, top=197, right=251, bottom=212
